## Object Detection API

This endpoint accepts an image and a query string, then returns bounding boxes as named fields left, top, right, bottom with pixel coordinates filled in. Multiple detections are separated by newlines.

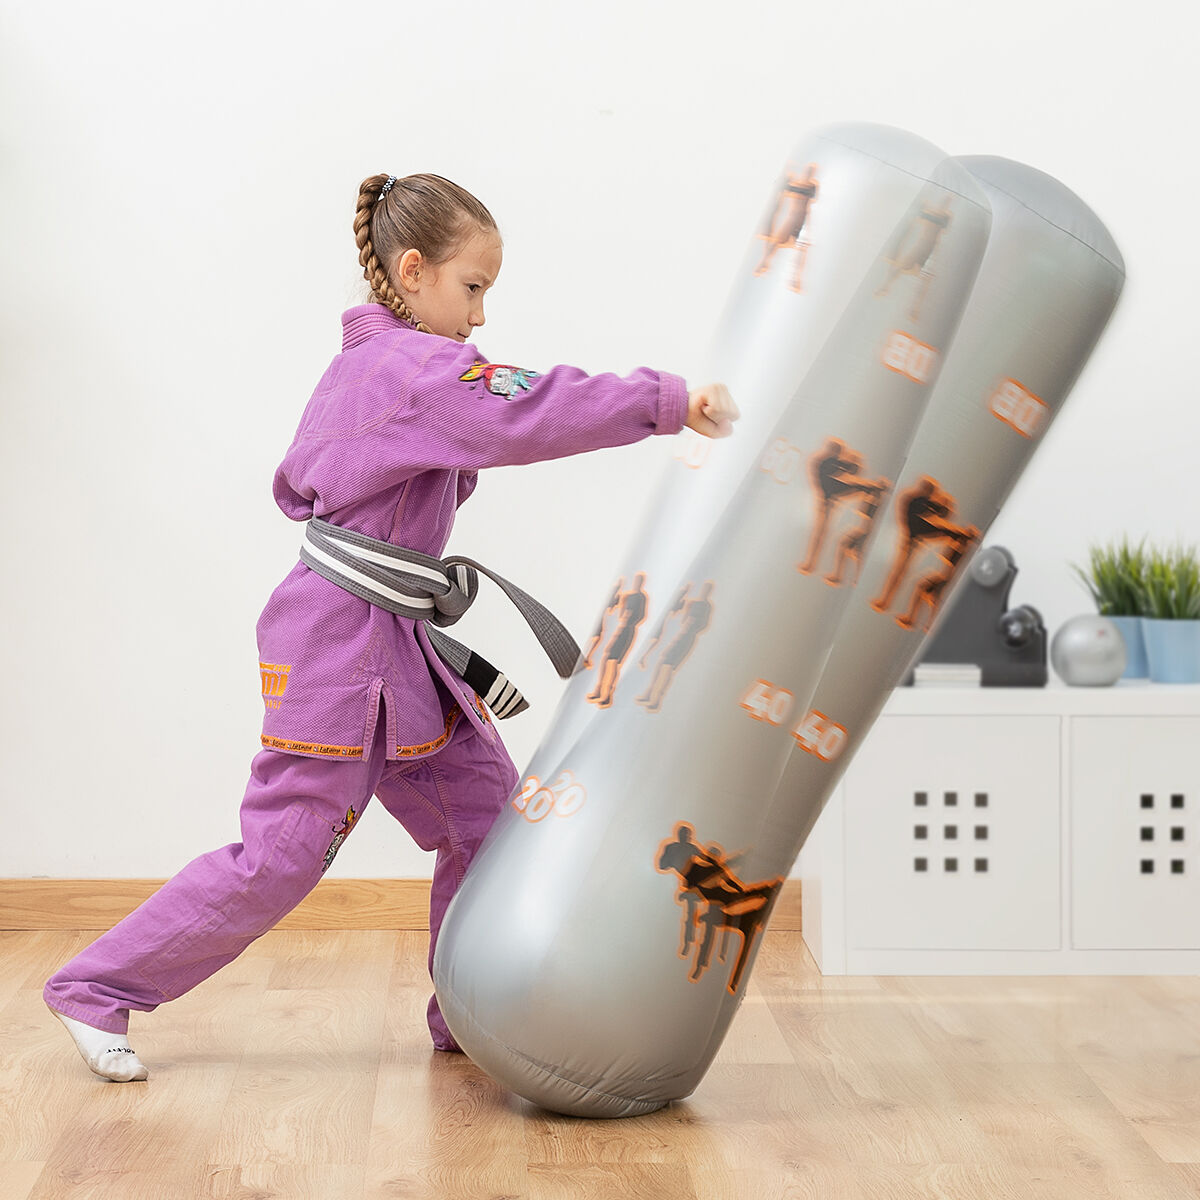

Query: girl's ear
left=396, top=248, right=424, bottom=292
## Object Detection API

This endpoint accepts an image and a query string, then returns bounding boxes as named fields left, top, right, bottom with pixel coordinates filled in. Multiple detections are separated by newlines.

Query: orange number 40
left=791, top=709, right=848, bottom=761
left=740, top=680, right=794, bottom=726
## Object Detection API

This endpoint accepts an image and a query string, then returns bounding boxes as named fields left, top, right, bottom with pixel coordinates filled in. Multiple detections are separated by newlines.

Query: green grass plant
left=1077, top=539, right=1200, bottom=620
left=1140, top=544, right=1200, bottom=620
left=1072, top=538, right=1147, bottom=617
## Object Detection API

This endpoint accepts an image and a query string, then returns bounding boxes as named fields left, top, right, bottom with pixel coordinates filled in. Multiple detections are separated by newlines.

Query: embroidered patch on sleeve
left=460, top=361, right=540, bottom=400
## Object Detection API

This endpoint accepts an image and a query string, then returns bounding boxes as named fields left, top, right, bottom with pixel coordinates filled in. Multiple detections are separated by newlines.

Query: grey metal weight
left=1051, top=614, right=1127, bottom=685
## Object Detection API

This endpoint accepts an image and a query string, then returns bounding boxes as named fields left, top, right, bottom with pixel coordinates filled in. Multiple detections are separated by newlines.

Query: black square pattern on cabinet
left=913, top=789, right=989, bottom=873
left=1135, top=792, right=1190, bottom=877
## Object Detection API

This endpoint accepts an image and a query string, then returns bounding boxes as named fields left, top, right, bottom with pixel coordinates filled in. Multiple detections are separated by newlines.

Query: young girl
left=44, top=172, right=738, bottom=1081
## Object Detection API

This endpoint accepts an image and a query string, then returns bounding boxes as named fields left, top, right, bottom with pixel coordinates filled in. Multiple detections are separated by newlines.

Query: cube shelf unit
left=797, top=681, right=1200, bottom=974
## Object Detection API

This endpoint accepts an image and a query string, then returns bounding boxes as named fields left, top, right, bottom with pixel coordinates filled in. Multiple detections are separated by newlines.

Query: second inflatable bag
left=765, top=156, right=1125, bottom=870
left=433, top=125, right=993, bottom=1117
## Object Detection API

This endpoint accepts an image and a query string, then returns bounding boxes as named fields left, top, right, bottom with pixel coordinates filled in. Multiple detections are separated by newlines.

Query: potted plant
left=1139, top=544, right=1200, bottom=683
left=1072, top=538, right=1149, bottom=678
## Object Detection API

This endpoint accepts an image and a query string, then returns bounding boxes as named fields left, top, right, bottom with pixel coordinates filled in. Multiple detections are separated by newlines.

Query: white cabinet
left=801, top=684, right=1200, bottom=974
left=845, top=715, right=1060, bottom=952
left=1071, top=717, right=1200, bottom=951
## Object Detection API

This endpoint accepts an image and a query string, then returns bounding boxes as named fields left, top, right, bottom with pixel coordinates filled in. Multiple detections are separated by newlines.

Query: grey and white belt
left=300, top=518, right=581, bottom=719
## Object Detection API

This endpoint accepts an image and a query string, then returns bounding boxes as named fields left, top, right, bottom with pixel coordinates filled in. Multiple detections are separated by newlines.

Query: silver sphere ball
left=1051, top=614, right=1127, bottom=686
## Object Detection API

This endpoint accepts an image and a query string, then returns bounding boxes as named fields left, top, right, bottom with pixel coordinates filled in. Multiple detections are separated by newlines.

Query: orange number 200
left=512, top=771, right=587, bottom=822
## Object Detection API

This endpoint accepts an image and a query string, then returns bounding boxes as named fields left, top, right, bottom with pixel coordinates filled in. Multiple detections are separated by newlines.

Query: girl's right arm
left=396, top=339, right=737, bottom=470
left=396, top=337, right=689, bottom=471
left=275, top=336, right=736, bottom=517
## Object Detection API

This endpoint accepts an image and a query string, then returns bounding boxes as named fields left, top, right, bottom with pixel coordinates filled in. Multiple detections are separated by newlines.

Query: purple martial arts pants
left=44, top=706, right=517, bottom=1051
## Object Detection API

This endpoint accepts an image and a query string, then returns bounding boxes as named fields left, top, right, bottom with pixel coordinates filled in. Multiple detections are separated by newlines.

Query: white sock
left=50, top=1007, right=149, bottom=1082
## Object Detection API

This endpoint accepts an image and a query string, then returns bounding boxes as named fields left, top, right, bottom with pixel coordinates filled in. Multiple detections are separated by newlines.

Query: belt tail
left=427, top=628, right=529, bottom=720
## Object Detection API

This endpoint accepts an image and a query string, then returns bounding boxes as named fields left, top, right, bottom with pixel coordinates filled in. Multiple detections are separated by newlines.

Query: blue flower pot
left=1109, top=615, right=1148, bottom=679
left=1142, top=618, right=1200, bottom=683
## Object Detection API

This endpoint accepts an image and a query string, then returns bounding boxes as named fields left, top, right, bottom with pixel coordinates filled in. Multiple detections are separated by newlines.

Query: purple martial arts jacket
left=257, top=304, right=688, bottom=761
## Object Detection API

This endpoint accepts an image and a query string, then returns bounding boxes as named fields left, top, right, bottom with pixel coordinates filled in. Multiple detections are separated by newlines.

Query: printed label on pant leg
left=322, top=806, right=359, bottom=873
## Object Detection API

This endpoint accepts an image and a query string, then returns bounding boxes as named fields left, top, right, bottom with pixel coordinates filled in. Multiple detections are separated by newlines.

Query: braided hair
left=354, top=173, right=498, bottom=334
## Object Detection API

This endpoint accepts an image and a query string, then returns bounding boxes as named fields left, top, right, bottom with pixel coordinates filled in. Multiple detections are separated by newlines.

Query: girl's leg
left=44, top=737, right=387, bottom=1074
left=375, top=720, right=518, bottom=1050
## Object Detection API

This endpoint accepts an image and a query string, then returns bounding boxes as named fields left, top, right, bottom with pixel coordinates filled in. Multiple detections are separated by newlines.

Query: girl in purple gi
left=44, top=172, right=738, bottom=1081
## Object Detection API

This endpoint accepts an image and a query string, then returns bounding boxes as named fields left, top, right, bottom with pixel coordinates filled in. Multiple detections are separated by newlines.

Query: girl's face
left=398, top=228, right=503, bottom=343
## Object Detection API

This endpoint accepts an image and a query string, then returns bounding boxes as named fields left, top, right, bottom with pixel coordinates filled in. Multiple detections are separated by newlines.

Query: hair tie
left=380, top=175, right=397, bottom=198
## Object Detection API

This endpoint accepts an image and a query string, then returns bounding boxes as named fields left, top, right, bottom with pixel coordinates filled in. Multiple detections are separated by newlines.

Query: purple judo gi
left=45, top=304, right=688, bottom=1048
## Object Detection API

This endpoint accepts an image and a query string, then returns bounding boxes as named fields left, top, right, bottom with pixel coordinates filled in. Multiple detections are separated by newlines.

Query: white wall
left=2, top=0, right=1197, bottom=879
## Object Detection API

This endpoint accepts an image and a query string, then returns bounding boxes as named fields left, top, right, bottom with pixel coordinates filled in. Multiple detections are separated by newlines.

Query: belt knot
left=298, top=518, right=581, bottom=720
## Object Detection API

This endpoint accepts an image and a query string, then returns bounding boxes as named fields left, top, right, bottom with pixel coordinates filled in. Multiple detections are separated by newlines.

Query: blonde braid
left=354, top=176, right=434, bottom=334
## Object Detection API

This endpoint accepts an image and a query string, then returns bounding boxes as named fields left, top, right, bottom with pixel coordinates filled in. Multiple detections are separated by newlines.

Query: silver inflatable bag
left=435, top=124, right=996, bottom=1117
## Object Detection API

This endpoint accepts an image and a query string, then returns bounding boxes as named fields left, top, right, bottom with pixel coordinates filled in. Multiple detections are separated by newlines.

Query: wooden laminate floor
left=2, top=929, right=1198, bottom=1199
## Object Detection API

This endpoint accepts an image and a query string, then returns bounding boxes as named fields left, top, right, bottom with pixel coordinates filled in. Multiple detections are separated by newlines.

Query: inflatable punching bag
left=764, top=156, right=1125, bottom=868
left=434, top=126, right=993, bottom=1117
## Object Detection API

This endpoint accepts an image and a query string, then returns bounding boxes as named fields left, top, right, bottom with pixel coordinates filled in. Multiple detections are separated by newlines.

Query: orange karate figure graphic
left=897, top=523, right=980, bottom=631
left=799, top=439, right=889, bottom=578
left=638, top=584, right=689, bottom=670
left=824, top=480, right=892, bottom=587
left=586, top=572, right=649, bottom=708
left=871, top=477, right=974, bottom=620
left=636, top=581, right=715, bottom=713
left=875, top=193, right=954, bottom=320
left=754, top=163, right=820, bottom=292
left=582, top=578, right=623, bottom=669
left=656, top=824, right=784, bottom=995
